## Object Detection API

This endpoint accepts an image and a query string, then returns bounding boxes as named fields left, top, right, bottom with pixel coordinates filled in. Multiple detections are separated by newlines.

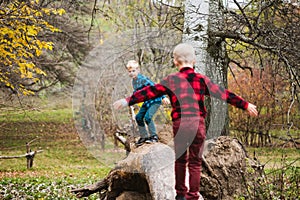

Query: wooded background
left=0, top=0, right=299, bottom=151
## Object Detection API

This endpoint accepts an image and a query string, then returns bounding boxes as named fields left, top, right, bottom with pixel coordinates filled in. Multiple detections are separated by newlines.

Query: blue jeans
left=135, top=103, right=160, bottom=138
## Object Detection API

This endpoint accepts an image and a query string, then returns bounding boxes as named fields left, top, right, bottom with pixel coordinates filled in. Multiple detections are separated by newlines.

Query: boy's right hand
left=113, top=99, right=128, bottom=110
left=162, top=97, right=170, bottom=105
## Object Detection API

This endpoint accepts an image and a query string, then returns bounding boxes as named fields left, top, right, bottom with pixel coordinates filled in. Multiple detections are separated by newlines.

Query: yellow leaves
left=36, top=40, right=53, bottom=51
left=35, top=48, right=42, bottom=56
left=52, top=8, right=66, bottom=16
left=34, top=11, right=43, bottom=17
left=27, top=26, right=40, bottom=37
left=42, top=8, right=65, bottom=16
left=43, top=8, right=51, bottom=15
left=35, top=40, right=44, bottom=50
left=47, top=42, right=53, bottom=50
left=32, top=40, right=53, bottom=56
left=18, top=62, right=47, bottom=80
left=19, top=85, right=35, bottom=96
left=1, top=27, right=15, bottom=39
left=19, top=62, right=34, bottom=70
left=34, top=68, right=47, bottom=76
left=0, top=76, right=14, bottom=90
left=0, top=0, right=65, bottom=95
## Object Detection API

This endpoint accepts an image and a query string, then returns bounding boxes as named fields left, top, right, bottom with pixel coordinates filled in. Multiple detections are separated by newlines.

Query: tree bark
left=200, top=136, right=259, bottom=200
left=183, top=0, right=229, bottom=139
left=72, top=143, right=175, bottom=200
left=71, top=136, right=261, bottom=200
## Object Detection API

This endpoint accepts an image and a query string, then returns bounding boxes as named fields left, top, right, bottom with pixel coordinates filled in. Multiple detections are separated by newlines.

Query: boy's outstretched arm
left=113, top=84, right=168, bottom=110
left=246, top=103, right=258, bottom=116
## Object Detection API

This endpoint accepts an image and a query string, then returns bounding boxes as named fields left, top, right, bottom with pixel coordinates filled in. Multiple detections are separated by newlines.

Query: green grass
left=0, top=128, right=124, bottom=178
left=246, top=147, right=300, bottom=170
left=0, top=107, right=126, bottom=199
left=268, top=129, right=300, bottom=139
left=0, top=137, right=124, bottom=199
left=0, top=108, right=73, bottom=123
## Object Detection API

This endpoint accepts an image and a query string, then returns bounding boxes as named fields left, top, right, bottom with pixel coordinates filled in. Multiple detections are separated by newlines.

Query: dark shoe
left=149, top=135, right=159, bottom=143
left=175, top=195, right=186, bottom=200
left=145, top=137, right=152, bottom=143
left=135, top=137, right=147, bottom=146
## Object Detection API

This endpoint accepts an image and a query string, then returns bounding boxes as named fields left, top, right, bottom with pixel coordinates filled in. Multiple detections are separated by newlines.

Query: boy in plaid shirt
left=114, top=44, right=258, bottom=200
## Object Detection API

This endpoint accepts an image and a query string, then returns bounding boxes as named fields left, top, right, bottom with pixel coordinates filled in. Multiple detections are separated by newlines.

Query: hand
left=247, top=103, right=258, bottom=117
left=113, top=99, right=128, bottom=110
left=162, top=97, right=170, bottom=105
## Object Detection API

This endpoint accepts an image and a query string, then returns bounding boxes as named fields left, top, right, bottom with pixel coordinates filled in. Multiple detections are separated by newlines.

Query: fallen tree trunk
left=71, top=136, right=261, bottom=200
left=72, top=142, right=175, bottom=200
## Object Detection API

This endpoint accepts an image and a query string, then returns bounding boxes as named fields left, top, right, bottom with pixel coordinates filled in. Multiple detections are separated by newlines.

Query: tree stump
left=200, top=136, right=259, bottom=200
left=71, top=136, right=260, bottom=200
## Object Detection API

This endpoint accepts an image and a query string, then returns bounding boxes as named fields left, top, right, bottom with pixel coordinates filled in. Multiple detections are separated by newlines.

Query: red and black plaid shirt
left=126, top=67, right=248, bottom=121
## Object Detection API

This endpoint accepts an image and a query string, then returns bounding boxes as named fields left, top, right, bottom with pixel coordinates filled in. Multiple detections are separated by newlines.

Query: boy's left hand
left=247, top=103, right=258, bottom=116
left=113, top=99, right=128, bottom=110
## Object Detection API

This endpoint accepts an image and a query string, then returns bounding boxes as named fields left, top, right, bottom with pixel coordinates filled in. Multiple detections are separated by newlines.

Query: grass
left=0, top=107, right=126, bottom=199
left=0, top=108, right=73, bottom=123
left=246, top=147, right=300, bottom=170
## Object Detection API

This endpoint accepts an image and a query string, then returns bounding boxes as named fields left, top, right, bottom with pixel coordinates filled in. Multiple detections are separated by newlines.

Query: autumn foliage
left=0, top=0, right=65, bottom=95
left=228, top=65, right=299, bottom=147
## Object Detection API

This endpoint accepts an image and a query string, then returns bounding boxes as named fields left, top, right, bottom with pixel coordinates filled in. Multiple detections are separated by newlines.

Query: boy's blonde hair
left=126, top=60, right=139, bottom=70
left=173, top=43, right=196, bottom=64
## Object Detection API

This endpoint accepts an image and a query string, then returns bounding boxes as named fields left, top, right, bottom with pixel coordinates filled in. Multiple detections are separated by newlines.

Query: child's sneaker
left=135, top=137, right=147, bottom=146
left=145, top=137, right=152, bottom=143
left=150, top=135, right=159, bottom=143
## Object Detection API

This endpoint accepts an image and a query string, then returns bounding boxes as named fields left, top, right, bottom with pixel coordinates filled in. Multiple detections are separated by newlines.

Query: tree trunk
left=206, top=0, right=230, bottom=138
left=71, top=142, right=175, bottom=200
left=183, top=0, right=229, bottom=139
left=71, top=136, right=261, bottom=200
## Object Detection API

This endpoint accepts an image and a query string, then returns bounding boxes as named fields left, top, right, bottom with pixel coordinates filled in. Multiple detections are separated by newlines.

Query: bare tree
left=215, top=1, right=299, bottom=90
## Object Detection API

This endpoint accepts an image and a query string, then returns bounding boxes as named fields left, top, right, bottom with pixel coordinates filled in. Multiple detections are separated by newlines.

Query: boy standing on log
left=126, top=60, right=170, bottom=146
left=114, top=44, right=258, bottom=200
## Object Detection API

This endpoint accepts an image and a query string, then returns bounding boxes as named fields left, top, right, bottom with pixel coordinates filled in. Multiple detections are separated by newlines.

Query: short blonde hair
left=173, top=43, right=196, bottom=64
left=126, top=60, right=139, bottom=70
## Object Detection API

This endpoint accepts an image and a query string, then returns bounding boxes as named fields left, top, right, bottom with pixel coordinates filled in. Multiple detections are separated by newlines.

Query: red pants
left=173, top=116, right=206, bottom=200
